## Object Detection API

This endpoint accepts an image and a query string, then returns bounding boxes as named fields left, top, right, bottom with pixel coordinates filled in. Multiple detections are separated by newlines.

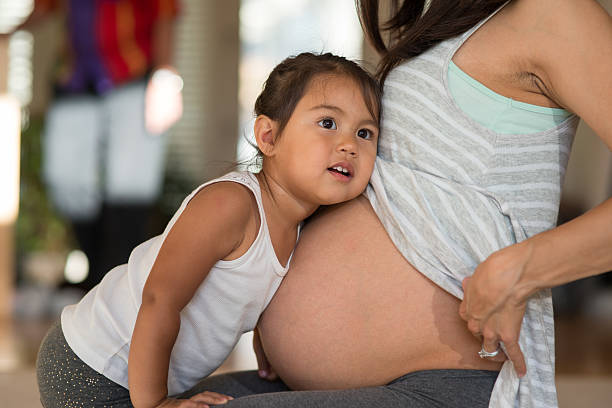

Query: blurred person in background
left=22, top=0, right=183, bottom=291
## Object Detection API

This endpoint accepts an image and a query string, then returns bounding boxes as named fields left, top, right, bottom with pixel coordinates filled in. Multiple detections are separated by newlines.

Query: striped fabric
left=366, top=6, right=579, bottom=408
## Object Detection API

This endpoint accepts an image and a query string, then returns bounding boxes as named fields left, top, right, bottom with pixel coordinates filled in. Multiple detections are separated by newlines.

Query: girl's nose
left=337, top=134, right=357, bottom=156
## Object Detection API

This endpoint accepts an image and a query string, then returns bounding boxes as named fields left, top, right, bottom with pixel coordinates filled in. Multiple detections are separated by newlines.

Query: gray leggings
left=37, top=321, right=498, bottom=407
left=185, top=370, right=498, bottom=408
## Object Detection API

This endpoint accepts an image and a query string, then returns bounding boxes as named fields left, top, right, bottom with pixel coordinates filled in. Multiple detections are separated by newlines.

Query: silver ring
left=478, top=344, right=500, bottom=359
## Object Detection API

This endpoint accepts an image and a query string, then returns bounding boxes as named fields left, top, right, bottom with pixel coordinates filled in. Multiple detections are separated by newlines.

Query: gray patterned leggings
left=37, top=321, right=498, bottom=407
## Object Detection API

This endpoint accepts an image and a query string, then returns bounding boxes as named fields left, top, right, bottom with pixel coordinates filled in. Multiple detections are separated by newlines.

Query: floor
left=0, top=315, right=259, bottom=408
left=2, top=307, right=612, bottom=407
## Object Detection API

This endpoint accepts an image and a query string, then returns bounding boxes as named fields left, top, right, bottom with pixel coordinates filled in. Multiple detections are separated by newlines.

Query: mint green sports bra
left=448, top=61, right=571, bottom=134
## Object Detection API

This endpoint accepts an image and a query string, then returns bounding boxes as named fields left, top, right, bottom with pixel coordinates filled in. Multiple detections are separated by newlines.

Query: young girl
left=36, top=52, right=381, bottom=408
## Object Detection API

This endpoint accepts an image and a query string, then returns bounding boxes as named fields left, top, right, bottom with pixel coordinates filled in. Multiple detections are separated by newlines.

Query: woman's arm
left=460, top=0, right=612, bottom=376
left=128, top=182, right=255, bottom=408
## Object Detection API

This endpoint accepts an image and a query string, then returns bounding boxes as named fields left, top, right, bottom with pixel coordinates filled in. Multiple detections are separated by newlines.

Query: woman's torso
left=258, top=1, right=576, bottom=398
left=258, top=196, right=503, bottom=390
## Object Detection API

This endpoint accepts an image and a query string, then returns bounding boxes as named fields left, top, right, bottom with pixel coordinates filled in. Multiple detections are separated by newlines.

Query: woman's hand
left=253, top=327, right=278, bottom=381
left=459, top=243, right=533, bottom=377
left=154, top=392, right=233, bottom=408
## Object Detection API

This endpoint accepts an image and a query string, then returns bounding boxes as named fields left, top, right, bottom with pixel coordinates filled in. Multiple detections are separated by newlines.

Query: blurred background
left=0, top=0, right=610, bottom=406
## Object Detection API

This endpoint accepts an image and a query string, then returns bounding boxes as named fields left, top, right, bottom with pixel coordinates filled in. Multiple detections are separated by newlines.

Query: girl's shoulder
left=140, top=177, right=262, bottom=315
left=190, top=175, right=262, bottom=254
left=188, top=178, right=260, bottom=229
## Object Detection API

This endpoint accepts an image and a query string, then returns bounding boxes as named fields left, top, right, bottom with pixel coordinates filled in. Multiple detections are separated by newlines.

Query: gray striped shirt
left=366, top=8, right=579, bottom=408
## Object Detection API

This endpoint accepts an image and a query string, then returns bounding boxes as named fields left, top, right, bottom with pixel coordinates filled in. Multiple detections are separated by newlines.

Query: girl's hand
left=253, top=327, right=278, bottom=381
left=155, top=392, right=233, bottom=408
left=459, top=243, right=532, bottom=377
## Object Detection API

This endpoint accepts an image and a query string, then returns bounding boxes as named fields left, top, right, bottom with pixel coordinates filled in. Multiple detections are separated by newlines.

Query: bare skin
left=257, top=0, right=612, bottom=388
left=258, top=196, right=502, bottom=390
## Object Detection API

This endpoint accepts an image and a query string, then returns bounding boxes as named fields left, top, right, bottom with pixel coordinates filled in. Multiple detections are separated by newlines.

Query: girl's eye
left=357, top=128, right=373, bottom=139
left=318, top=118, right=337, bottom=130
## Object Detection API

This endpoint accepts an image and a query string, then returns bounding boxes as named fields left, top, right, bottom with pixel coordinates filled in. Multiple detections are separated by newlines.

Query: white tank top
left=61, top=171, right=295, bottom=395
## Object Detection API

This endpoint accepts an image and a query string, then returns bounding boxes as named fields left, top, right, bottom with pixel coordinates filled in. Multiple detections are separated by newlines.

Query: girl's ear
left=254, top=115, right=277, bottom=157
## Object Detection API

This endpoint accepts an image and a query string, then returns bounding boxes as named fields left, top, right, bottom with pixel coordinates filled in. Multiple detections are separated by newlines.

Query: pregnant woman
left=184, top=1, right=612, bottom=407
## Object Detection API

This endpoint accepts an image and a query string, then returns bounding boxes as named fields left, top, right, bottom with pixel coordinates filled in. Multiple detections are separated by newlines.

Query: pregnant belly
left=258, top=196, right=501, bottom=390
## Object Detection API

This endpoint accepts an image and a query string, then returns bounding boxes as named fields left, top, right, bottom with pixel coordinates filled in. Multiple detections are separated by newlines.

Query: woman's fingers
left=496, top=307, right=527, bottom=377
left=503, top=339, right=527, bottom=377
left=460, top=275, right=498, bottom=329
left=460, top=245, right=533, bottom=376
left=462, top=277, right=486, bottom=338
left=466, top=318, right=481, bottom=337
left=479, top=330, right=505, bottom=363
left=472, top=301, right=527, bottom=374
left=481, top=328, right=500, bottom=354
left=464, top=276, right=524, bottom=369
left=459, top=277, right=470, bottom=320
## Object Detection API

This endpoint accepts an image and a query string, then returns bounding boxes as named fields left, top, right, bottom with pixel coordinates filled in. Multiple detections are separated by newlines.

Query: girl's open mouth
left=327, top=164, right=353, bottom=181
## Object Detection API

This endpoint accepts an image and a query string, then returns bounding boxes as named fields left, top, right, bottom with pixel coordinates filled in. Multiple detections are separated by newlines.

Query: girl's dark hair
left=254, top=52, right=381, bottom=137
left=357, top=0, right=509, bottom=84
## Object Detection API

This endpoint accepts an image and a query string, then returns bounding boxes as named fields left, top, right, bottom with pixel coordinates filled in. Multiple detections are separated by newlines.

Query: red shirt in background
left=36, top=0, right=179, bottom=94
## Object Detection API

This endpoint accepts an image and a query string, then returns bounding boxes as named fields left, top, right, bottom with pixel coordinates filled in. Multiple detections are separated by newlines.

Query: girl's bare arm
left=129, top=182, right=257, bottom=408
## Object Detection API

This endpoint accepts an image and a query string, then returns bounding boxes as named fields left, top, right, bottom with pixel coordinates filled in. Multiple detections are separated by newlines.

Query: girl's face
left=266, top=74, right=379, bottom=207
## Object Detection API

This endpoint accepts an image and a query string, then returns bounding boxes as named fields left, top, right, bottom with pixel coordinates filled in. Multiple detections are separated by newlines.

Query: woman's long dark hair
left=357, top=0, right=509, bottom=83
